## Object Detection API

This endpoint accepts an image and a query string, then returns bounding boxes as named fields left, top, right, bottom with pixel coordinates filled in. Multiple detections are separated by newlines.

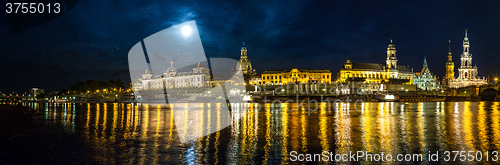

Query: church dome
left=237, top=58, right=252, bottom=73
left=166, top=61, right=176, bottom=77
left=167, top=67, right=176, bottom=74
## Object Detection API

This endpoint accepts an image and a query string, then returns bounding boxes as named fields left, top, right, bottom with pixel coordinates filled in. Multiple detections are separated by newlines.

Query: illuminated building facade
left=261, top=68, right=332, bottom=85
left=248, top=77, right=262, bottom=85
left=412, top=57, right=439, bottom=90
left=442, top=40, right=455, bottom=87
left=337, top=40, right=413, bottom=84
left=134, top=62, right=211, bottom=91
left=449, top=30, right=487, bottom=88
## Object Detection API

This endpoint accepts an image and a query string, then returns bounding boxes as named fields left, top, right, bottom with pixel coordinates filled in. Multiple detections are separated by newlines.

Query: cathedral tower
left=241, top=42, right=247, bottom=58
left=386, top=40, right=397, bottom=70
left=237, top=42, right=253, bottom=76
left=458, top=29, right=476, bottom=79
left=444, top=40, right=455, bottom=85
left=449, top=29, right=487, bottom=88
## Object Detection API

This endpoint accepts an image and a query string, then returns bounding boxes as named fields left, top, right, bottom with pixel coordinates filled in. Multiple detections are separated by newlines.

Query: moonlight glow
left=181, top=25, right=193, bottom=37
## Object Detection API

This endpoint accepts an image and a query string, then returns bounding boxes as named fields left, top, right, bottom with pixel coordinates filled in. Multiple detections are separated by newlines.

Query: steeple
left=445, top=40, right=454, bottom=79
left=386, top=39, right=397, bottom=69
left=240, top=41, right=247, bottom=58
left=460, top=30, right=474, bottom=73
left=448, top=40, right=451, bottom=52
left=448, top=30, right=487, bottom=88
left=448, top=40, right=452, bottom=61
left=423, top=56, right=428, bottom=68
left=462, top=29, right=471, bottom=57
left=463, top=29, right=469, bottom=49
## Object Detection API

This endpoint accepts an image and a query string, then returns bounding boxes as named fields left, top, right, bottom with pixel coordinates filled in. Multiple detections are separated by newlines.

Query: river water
left=22, top=101, right=500, bottom=164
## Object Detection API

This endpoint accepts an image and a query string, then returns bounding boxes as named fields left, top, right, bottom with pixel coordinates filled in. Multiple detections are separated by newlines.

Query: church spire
left=448, top=40, right=452, bottom=61
left=448, top=40, right=451, bottom=52
left=240, top=41, right=248, bottom=58
left=463, top=29, right=470, bottom=56
left=386, top=40, right=397, bottom=69
left=423, top=56, right=428, bottom=68
left=464, top=29, right=469, bottom=42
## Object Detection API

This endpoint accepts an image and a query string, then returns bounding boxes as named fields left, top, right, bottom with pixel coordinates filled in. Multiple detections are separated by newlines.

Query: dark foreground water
left=14, top=101, right=500, bottom=164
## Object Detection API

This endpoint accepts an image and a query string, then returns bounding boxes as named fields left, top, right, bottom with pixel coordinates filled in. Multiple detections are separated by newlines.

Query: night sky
left=1, top=0, right=500, bottom=93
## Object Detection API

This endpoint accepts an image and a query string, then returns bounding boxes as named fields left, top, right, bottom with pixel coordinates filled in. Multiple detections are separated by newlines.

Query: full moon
left=181, top=25, right=192, bottom=37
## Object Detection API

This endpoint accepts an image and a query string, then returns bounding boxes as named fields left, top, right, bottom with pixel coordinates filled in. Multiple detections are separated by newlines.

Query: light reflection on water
left=16, top=101, right=500, bottom=164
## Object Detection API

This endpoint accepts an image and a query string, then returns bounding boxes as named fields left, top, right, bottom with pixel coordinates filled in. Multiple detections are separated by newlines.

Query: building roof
left=343, top=62, right=412, bottom=73
left=414, top=66, right=437, bottom=78
left=396, top=65, right=412, bottom=73
left=351, top=63, right=384, bottom=70
left=263, top=69, right=331, bottom=74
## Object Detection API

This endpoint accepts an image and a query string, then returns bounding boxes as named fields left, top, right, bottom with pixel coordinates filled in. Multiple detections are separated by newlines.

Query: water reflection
left=17, top=101, right=500, bottom=164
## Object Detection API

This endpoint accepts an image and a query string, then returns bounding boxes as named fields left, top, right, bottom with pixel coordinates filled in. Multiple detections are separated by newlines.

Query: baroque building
left=449, top=30, right=487, bottom=88
left=442, top=40, right=455, bottom=87
left=413, top=57, right=439, bottom=90
left=261, top=68, right=332, bottom=85
left=133, top=61, right=211, bottom=91
left=236, top=42, right=256, bottom=76
left=337, top=40, right=413, bottom=84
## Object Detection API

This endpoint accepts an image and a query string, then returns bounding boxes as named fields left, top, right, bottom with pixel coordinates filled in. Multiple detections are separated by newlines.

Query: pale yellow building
left=337, top=40, right=413, bottom=84
left=261, top=68, right=331, bottom=85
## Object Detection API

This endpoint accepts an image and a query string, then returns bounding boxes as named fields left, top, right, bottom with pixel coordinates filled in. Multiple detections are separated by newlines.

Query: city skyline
left=4, top=1, right=500, bottom=164
left=2, top=1, right=500, bottom=92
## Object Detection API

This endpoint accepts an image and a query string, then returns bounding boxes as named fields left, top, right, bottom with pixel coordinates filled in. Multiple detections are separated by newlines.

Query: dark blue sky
left=1, top=0, right=500, bottom=92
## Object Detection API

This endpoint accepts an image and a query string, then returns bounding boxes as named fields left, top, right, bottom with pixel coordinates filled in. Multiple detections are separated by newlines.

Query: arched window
left=464, top=72, right=468, bottom=78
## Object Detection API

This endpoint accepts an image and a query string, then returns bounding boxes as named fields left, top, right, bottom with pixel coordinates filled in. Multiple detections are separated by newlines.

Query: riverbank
left=0, top=104, right=96, bottom=164
left=252, top=94, right=483, bottom=102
